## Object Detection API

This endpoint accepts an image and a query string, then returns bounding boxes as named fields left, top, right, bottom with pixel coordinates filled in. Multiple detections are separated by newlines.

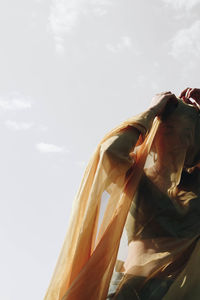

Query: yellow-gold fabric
left=44, top=113, right=160, bottom=300
left=44, top=101, right=200, bottom=300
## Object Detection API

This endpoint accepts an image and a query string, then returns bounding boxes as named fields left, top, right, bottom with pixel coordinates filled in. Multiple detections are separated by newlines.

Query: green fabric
left=107, top=271, right=173, bottom=299
left=125, top=173, right=200, bottom=243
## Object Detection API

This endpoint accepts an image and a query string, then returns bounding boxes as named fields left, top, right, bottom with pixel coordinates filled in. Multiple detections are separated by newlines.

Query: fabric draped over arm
left=44, top=110, right=160, bottom=300
left=44, top=101, right=200, bottom=300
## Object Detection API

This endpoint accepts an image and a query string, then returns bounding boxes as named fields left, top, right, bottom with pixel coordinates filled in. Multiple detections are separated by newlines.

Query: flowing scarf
left=44, top=114, right=160, bottom=300
left=44, top=100, right=200, bottom=300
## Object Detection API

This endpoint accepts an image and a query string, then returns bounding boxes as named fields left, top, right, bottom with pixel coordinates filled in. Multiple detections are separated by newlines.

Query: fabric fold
left=44, top=116, right=160, bottom=300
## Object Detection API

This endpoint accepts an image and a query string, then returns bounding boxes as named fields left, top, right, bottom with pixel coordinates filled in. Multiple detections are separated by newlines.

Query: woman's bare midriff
left=124, top=239, right=159, bottom=276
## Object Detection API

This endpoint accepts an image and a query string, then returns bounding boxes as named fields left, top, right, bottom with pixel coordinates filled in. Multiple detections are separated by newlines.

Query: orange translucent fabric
left=44, top=116, right=160, bottom=300
left=44, top=102, right=200, bottom=300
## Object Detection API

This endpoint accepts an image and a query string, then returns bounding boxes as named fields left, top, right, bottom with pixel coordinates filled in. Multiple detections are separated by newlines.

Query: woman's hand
left=179, top=88, right=200, bottom=109
left=149, top=91, right=178, bottom=117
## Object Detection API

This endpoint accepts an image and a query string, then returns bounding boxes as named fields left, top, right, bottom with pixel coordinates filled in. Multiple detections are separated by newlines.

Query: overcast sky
left=1, top=0, right=200, bottom=299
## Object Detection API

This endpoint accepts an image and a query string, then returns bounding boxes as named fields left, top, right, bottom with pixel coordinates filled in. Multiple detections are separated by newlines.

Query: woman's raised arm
left=103, top=92, right=178, bottom=165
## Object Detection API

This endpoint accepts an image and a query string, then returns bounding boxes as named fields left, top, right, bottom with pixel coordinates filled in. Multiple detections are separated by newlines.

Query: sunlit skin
left=124, top=88, right=200, bottom=276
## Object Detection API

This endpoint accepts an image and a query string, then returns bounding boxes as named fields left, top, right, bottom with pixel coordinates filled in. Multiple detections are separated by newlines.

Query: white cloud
left=163, top=0, right=200, bottom=10
left=106, top=36, right=134, bottom=53
left=5, top=120, right=34, bottom=131
left=0, top=95, right=32, bottom=111
left=48, top=0, right=112, bottom=53
left=36, top=142, right=66, bottom=153
left=169, top=20, right=200, bottom=60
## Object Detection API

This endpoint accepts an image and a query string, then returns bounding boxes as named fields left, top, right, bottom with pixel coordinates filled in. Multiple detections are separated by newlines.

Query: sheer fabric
left=44, top=114, right=160, bottom=300
left=45, top=101, right=200, bottom=300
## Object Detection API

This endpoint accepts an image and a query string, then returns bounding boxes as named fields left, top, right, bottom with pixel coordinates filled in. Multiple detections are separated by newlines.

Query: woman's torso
left=124, top=171, right=200, bottom=276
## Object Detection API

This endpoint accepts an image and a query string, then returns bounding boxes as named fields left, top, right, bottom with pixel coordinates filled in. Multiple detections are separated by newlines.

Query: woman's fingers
left=180, top=88, right=200, bottom=104
left=179, top=88, right=190, bottom=98
left=188, top=88, right=200, bottom=104
left=186, top=88, right=193, bottom=99
left=180, top=88, right=200, bottom=111
left=182, top=97, right=192, bottom=104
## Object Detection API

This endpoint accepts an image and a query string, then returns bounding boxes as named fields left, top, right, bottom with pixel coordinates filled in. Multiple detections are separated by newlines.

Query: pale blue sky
left=1, top=1, right=200, bottom=299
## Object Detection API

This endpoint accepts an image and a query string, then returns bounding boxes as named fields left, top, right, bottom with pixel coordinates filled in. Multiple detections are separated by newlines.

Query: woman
left=45, top=88, right=200, bottom=300
left=106, top=88, right=200, bottom=299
